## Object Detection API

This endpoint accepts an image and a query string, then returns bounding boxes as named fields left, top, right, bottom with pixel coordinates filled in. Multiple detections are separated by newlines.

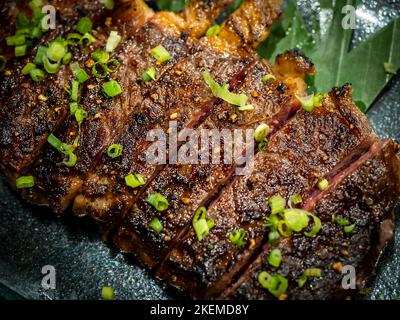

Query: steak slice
left=0, top=0, right=107, bottom=183
left=221, top=139, right=400, bottom=300
left=156, top=87, right=376, bottom=299
left=112, top=59, right=294, bottom=268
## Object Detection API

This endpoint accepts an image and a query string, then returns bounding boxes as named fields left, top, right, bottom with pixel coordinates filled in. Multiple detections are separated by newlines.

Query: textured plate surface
left=0, top=0, right=399, bottom=300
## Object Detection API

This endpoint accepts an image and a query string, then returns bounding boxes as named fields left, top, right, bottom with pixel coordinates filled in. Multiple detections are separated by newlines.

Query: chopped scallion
left=268, top=249, right=282, bottom=268
left=6, top=34, right=26, bottom=46
left=106, top=31, right=121, bottom=52
left=288, top=193, right=302, bottom=208
left=318, top=178, right=329, bottom=191
left=15, top=45, right=27, bottom=57
left=258, top=272, right=288, bottom=297
left=79, top=32, right=96, bottom=46
left=147, top=193, right=169, bottom=212
left=92, top=62, right=108, bottom=78
left=33, top=45, right=47, bottom=65
left=76, top=17, right=93, bottom=34
left=70, top=80, right=79, bottom=101
left=149, top=217, right=163, bottom=234
left=192, top=206, right=215, bottom=241
left=268, top=194, right=286, bottom=215
left=22, top=63, right=36, bottom=75
left=262, top=74, right=276, bottom=83
left=107, top=144, right=123, bottom=159
left=0, top=55, right=6, bottom=71
left=102, top=80, right=122, bottom=97
left=206, top=25, right=221, bottom=37
left=91, top=50, right=110, bottom=64
left=16, top=176, right=35, bottom=189
left=125, top=173, right=145, bottom=189
left=99, top=0, right=115, bottom=10
left=254, top=123, right=269, bottom=143
left=228, top=229, right=247, bottom=248
left=101, top=287, right=115, bottom=300
left=344, top=224, right=356, bottom=233
left=151, top=45, right=171, bottom=63
left=143, top=66, right=156, bottom=81
left=30, top=68, right=45, bottom=82
left=47, top=41, right=66, bottom=62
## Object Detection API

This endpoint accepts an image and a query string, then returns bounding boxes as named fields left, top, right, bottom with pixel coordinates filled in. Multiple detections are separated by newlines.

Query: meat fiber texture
left=0, top=0, right=399, bottom=300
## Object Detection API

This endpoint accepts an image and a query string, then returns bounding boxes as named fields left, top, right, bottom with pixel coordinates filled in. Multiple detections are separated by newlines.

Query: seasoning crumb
left=249, top=239, right=256, bottom=249
left=170, top=112, right=178, bottom=120
left=151, top=93, right=158, bottom=101
left=278, top=294, right=288, bottom=300
left=181, top=197, right=190, bottom=205
left=229, top=113, right=238, bottom=122
left=96, top=99, right=103, bottom=104
left=38, top=94, right=47, bottom=102
left=175, top=70, right=182, bottom=76
left=164, top=235, right=171, bottom=241
left=4, top=70, right=11, bottom=76
left=340, top=249, right=349, bottom=256
left=171, top=275, right=177, bottom=283
left=21, top=82, right=29, bottom=88
left=105, top=17, right=112, bottom=28
left=251, top=91, right=259, bottom=98
left=332, top=262, right=343, bottom=272
left=85, top=59, right=95, bottom=68
left=87, top=84, right=96, bottom=90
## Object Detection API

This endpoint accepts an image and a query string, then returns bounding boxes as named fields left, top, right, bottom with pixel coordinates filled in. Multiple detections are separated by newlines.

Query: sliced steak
left=221, top=139, right=400, bottom=300
left=156, top=87, right=376, bottom=299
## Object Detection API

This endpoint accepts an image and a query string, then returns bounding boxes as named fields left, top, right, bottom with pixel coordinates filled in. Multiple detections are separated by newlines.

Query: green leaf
left=259, top=0, right=400, bottom=112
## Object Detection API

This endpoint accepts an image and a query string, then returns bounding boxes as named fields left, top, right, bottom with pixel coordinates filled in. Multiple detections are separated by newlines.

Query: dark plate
left=0, top=0, right=399, bottom=300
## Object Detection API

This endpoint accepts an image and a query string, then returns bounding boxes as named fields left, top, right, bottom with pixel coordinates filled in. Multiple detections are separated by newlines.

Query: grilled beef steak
left=0, top=0, right=399, bottom=300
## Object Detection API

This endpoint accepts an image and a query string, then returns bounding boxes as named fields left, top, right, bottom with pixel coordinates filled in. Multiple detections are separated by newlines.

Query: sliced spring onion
left=258, top=138, right=268, bottom=152
left=76, top=17, right=93, bottom=34
left=62, top=52, right=72, bottom=64
left=30, top=68, right=45, bottom=82
left=47, top=41, right=67, bottom=62
left=70, top=80, right=79, bottom=101
left=143, top=66, right=156, bottom=81
left=332, top=214, right=350, bottom=226
left=298, top=268, right=322, bottom=288
left=47, top=134, right=78, bottom=167
left=254, top=123, right=269, bottom=143
left=101, top=287, right=115, bottom=300
left=15, top=45, right=27, bottom=57
left=91, top=50, right=110, bottom=64
left=106, top=31, right=121, bottom=52
left=268, top=249, right=282, bottom=268
left=106, top=58, right=120, bottom=73
left=262, top=74, right=276, bottom=83
left=31, top=26, right=42, bottom=39
left=70, top=62, right=89, bottom=83
left=66, top=33, right=82, bottom=46
left=102, top=80, right=122, bottom=97
left=278, top=220, right=292, bottom=237
left=43, top=56, right=61, bottom=74
left=283, top=209, right=309, bottom=232
left=22, top=63, right=36, bottom=75
left=33, top=45, right=47, bottom=65
left=258, top=272, right=288, bottom=297
left=206, top=25, right=221, bottom=37
left=6, top=34, right=26, bottom=46
left=288, top=193, right=302, bottom=208
left=79, top=32, right=96, bottom=46
left=192, top=207, right=215, bottom=241
left=0, top=55, right=6, bottom=71
left=125, top=173, right=145, bottom=189
left=99, top=0, right=115, bottom=10
left=295, top=93, right=324, bottom=112
left=16, top=13, right=31, bottom=29
left=264, top=215, right=279, bottom=230
left=74, top=108, right=88, bottom=125
left=268, top=230, right=280, bottom=243
left=318, top=178, right=329, bottom=191
left=147, top=193, right=169, bottom=212
left=92, top=62, right=108, bottom=78
left=107, top=144, right=123, bottom=159
left=16, top=176, right=35, bottom=189
left=69, top=102, right=79, bottom=115
left=151, top=45, right=171, bottom=63
left=202, top=71, right=253, bottom=111
left=344, top=224, right=356, bottom=233
left=228, top=229, right=247, bottom=248
left=305, top=212, right=322, bottom=237
left=268, top=194, right=286, bottom=215
left=149, top=217, right=163, bottom=234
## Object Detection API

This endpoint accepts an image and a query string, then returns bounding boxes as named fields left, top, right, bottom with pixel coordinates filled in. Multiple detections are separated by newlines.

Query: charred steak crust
left=0, top=0, right=399, bottom=301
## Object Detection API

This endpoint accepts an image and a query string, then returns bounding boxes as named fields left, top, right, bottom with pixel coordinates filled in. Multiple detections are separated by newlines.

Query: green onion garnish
left=47, top=41, right=67, bottom=62
left=295, top=93, right=324, bottom=112
left=102, top=80, right=122, bottom=97
left=92, top=62, right=108, bottom=78
left=268, top=194, right=286, bottom=215
left=332, top=214, right=350, bottom=226
left=151, top=45, right=171, bottom=63
left=262, top=74, right=276, bottom=83
left=206, top=25, right=221, bottom=37
left=258, top=272, right=288, bottom=297
left=107, top=144, right=123, bottom=159
left=228, top=229, right=247, bottom=248
left=30, top=68, right=45, bottom=82
left=101, top=287, right=115, bottom=300
left=258, top=138, right=268, bottom=151
left=43, top=56, right=61, bottom=74
left=318, top=178, right=329, bottom=191
left=143, top=66, right=156, bottom=81
left=31, top=26, right=42, bottom=39
left=149, top=217, right=163, bottom=234
left=16, top=176, right=35, bottom=189
left=74, top=108, right=88, bottom=126
left=254, top=123, right=269, bottom=143
left=268, top=249, right=282, bottom=268
left=76, top=17, right=93, bottom=34
left=125, top=173, right=145, bottom=189
left=22, top=63, right=36, bottom=75
left=305, top=212, right=322, bottom=237
left=66, top=33, right=82, bottom=46
left=192, top=206, right=215, bottom=241
left=344, top=224, right=356, bottom=233
left=70, top=62, right=89, bottom=83
left=47, top=134, right=78, bottom=167
left=106, top=58, right=120, bottom=73
left=70, top=80, right=79, bottom=101
left=147, top=193, right=169, bottom=212
left=106, top=31, right=121, bottom=52
left=69, top=102, right=79, bottom=115
left=91, top=50, right=110, bottom=64
left=99, top=0, right=115, bottom=10
left=268, top=230, right=280, bottom=243
left=202, top=71, right=253, bottom=111
left=283, top=208, right=309, bottom=232
left=6, top=34, right=26, bottom=46
left=0, top=55, right=6, bottom=71
left=15, top=45, right=27, bottom=57
left=62, top=52, right=72, bottom=64
left=297, top=268, right=322, bottom=288
left=288, top=193, right=302, bottom=208
left=79, top=32, right=96, bottom=46
left=33, top=46, right=47, bottom=65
